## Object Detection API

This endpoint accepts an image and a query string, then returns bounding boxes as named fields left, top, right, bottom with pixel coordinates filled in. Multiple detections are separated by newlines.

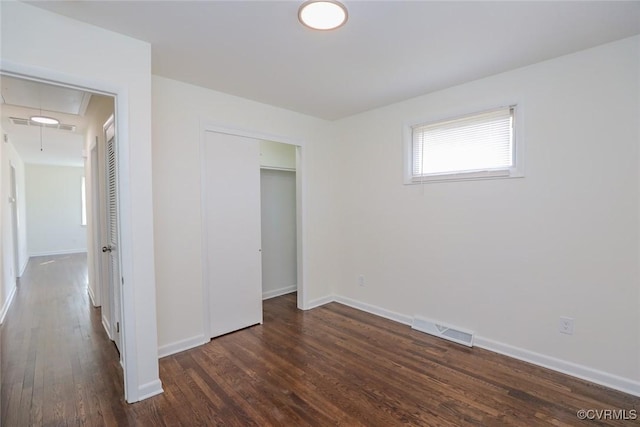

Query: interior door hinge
left=116, top=322, right=120, bottom=333
left=121, top=277, right=124, bottom=285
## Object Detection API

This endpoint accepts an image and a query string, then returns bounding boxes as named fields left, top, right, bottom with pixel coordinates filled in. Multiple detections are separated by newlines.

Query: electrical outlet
left=559, top=317, right=574, bottom=335
left=358, top=275, right=365, bottom=287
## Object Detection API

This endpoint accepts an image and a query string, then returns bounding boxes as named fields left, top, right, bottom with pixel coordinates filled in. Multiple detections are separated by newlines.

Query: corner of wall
left=0, top=284, right=17, bottom=325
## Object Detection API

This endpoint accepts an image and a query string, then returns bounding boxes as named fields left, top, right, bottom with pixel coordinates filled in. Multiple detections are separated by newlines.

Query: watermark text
left=576, top=409, right=637, bottom=421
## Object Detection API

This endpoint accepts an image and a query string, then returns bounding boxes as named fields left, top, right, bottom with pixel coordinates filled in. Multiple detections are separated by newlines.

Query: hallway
left=1, top=253, right=125, bottom=425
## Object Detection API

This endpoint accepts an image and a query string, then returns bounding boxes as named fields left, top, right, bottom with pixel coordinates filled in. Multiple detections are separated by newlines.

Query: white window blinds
left=412, top=107, right=515, bottom=180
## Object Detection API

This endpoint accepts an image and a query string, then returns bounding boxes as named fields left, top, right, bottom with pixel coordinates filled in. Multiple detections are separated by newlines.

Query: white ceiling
left=24, top=1, right=640, bottom=120
left=1, top=75, right=92, bottom=116
left=1, top=75, right=93, bottom=167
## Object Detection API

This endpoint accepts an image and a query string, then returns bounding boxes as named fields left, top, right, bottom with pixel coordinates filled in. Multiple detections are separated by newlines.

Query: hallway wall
left=25, top=164, right=87, bottom=256
left=0, top=133, right=27, bottom=324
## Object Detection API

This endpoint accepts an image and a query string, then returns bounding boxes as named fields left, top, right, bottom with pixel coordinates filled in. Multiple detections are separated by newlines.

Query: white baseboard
left=333, top=295, right=413, bottom=326
left=18, top=257, right=28, bottom=277
left=102, top=315, right=112, bottom=340
left=474, top=336, right=640, bottom=397
left=263, top=285, right=297, bottom=300
left=137, top=379, right=164, bottom=401
left=87, top=286, right=98, bottom=307
left=0, top=284, right=17, bottom=325
left=29, top=249, right=87, bottom=257
left=303, top=294, right=334, bottom=310
left=327, top=294, right=639, bottom=398
left=158, top=334, right=208, bottom=358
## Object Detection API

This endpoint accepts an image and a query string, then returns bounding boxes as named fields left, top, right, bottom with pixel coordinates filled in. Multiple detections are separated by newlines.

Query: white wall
left=0, top=134, right=27, bottom=324
left=261, top=169, right=297, bottom=299
left=1, top=1, right=160, bottom=401
left=152, top=75, right=340, bottom=355
left=331, top=36, right=640, bottom=391
left=25, top=164, right=87, bottom=256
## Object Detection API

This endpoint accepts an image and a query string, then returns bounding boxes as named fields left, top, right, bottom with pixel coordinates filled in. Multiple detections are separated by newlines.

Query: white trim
left=199, top=121, right=308, bottom=339
left=28, top=249, right=88, bottom=257
left=474, top=336, right=640, bottom=397
left=18, top=258, right=28, bottom=277
left=198, top=123, right=212, bottom=341
left=102, top=315, right=112, bottom=340
left=333, top=295, right=413, bottom=325
left=87, top=286, right=98, bottom=307
left=200, top=121, right=307, bottom=148
left=158, top=335, right=208, bottom=358
left=303, top=295, right=334, bottom=310
left=294, top=145, right=306, bottom=312
left=260, top=166, right=296, bottom=172
left=0, top=285, right=17, bottom=325
left=262, top=285, right=297, bottom=300
left=137, top=379, right=164, bottom=401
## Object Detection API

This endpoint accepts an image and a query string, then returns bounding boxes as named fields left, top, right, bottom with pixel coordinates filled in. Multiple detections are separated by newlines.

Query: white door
left=203, top=131, right=263, bottom=338
left=103, top=115, right=122, bottom=352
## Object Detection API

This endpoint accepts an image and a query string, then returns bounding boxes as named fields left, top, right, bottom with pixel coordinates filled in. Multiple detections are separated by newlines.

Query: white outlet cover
left=559, top=316, right=574, bottom=335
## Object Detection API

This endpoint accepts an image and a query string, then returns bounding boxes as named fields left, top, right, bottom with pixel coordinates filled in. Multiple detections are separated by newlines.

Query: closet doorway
left=260, top=141, right=297, bottom=300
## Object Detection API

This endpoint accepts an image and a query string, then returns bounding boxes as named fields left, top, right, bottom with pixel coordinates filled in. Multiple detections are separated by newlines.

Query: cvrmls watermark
left=576, top=409, right=637, bottom=421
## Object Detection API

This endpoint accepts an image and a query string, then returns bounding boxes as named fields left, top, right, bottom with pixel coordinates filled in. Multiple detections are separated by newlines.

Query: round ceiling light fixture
left=298, top=0, right=348, bottom=31
left=30, top=115, right=60, bottom=125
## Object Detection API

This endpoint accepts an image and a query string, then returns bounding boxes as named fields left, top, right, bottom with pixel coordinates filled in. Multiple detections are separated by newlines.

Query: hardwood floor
left=2, top=254, right=638, bottom=426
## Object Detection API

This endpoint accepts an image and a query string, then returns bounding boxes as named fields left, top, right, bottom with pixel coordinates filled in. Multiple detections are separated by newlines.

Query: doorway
left=260, top=141, right=298, bottom=300
left=200, top=125, right=306, bottom=340
left=0, top=72, right=126, bottom=394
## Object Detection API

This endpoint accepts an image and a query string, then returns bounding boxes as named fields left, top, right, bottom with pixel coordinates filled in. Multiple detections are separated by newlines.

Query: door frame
left=9, top=163, right=19, bottom=278
left=0, top=65, right=139, bottom=402
left=90, top=141, right=103, bottom=307
left=199, top=121, right=308, bottom=339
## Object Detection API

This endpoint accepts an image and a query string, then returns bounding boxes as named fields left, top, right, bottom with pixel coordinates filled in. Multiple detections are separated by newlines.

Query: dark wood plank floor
left=2, top=254, right=638, bottom=426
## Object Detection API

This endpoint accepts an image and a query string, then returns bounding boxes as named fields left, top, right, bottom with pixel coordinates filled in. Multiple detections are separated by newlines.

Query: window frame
left=403, top=104, right=524, bottom=184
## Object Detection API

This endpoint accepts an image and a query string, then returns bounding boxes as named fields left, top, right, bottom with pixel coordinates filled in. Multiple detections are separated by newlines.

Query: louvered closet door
left=104, top=116, right=122, bottom=352
left=203, top=131, right=263, bottom=339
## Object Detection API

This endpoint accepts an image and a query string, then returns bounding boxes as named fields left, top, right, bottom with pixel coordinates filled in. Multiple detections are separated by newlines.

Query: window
left=406, top=106, right=522, bottom=183
left=81, top=176, right=87, bottom=226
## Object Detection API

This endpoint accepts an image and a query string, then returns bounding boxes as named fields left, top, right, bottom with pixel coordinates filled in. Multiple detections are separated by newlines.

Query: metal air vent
left=9, top=117, right=76, bottom=132
left=412, top=316, right=475, bottom=347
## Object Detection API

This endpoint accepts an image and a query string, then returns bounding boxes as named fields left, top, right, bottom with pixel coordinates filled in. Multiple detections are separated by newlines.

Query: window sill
left=406, top=169, right=523, bottom=184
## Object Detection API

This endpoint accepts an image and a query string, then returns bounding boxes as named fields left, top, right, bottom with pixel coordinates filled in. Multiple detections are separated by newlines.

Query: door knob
left=102, top=246, right=112, bottom=253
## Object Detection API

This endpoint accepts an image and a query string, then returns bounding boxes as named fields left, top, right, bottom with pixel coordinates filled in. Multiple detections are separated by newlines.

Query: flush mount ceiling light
left=30, top=115, right=60, bottom=125
left=298, top=0, right=348, bottom=30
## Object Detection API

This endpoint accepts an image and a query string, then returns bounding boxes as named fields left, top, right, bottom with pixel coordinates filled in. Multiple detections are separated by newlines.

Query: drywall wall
left=1, top=1, right=160, bottom=401
left=152, top=75, right=339, bottom=355
left=0, top=134, right=27, bottom=324
left=25, top=164, right=87, bottom=256
left=260, top=140, right=296, bottom=170
left=84, top=95, right=114, bottom=309
left=261, top=169, right=297, bottom=299
left=332, top=36, right=640, bottom=389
